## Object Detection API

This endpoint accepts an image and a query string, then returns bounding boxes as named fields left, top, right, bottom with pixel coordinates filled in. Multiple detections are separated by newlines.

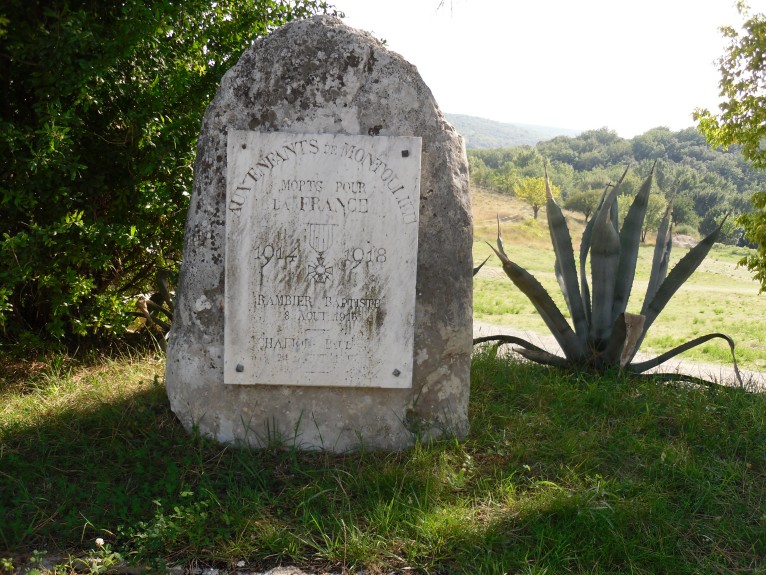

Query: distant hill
left=445, top=113, right=581, bottom=149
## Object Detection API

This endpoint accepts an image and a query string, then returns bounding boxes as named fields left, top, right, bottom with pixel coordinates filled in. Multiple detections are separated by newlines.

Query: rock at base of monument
left=165, top=16, right=472, bottom=452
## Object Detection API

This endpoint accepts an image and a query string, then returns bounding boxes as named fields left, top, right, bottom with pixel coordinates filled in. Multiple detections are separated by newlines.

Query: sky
left=334, top=0, right=766, bottom=138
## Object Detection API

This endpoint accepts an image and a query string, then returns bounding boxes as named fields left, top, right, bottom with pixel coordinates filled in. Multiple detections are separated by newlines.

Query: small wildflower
left=236, top=561, right=245, bottom=568
left=95, top=538, right=104, bottom=548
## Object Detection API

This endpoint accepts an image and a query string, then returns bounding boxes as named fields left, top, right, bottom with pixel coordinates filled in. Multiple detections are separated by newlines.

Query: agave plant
left=473, top=255, right=491, bottom=276
left=474, top=166, right=742, bottom=383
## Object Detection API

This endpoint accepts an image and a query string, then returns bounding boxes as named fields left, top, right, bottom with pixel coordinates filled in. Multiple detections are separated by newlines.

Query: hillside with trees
left=446, top=113, right=580, bottom=149
left=468, top=126, right=766, bottom=246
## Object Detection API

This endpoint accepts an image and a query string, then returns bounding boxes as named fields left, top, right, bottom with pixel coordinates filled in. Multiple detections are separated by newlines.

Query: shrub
left=0, top=0, right=332, bottom=343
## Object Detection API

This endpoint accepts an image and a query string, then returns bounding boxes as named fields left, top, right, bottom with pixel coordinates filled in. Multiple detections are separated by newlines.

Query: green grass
left=3, top=350, right=766, bottom=574
left=473, top=192, right=766, bottom=371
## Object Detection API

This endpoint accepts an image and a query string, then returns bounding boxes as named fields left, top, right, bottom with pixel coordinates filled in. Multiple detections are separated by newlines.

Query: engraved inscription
left=228, top=137, right=416, bottom=224
left=224, top=131, right=421, bottom=388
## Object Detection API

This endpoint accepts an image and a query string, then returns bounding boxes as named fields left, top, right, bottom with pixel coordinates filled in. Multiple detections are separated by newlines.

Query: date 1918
left=343, top=247, right=387, bottom=270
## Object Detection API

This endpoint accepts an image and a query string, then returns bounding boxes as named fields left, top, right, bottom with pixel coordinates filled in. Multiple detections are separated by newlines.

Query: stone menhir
left=166, top=15, right=472, bottom=452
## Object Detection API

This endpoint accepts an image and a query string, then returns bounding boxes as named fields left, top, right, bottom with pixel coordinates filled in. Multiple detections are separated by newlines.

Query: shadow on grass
left=1, top=382, right=193, bottom=549
left=3, top=351, right=766, bottom=574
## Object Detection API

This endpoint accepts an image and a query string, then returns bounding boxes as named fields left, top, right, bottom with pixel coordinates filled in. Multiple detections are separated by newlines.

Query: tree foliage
left=669, top=195, right=700, bottom=229
left=564, top=190, right=602, bottom=222
left=0, top=0, right=332, bottom=342
left=468, top=124, right=766, bottom=250
left=695, top=8, right=766, bottom=168
left=514, top=177, right=561, bottom=219
left=695, top=4, right=766, bottom=290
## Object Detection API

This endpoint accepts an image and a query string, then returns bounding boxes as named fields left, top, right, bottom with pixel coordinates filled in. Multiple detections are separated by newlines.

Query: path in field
left=474, top=320, right=766, bottom=391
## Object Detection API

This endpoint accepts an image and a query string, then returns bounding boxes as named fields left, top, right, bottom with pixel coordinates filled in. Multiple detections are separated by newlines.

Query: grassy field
left=3, top=350, right=766, bottom=574
left=472, top=186, right=766, bottom=372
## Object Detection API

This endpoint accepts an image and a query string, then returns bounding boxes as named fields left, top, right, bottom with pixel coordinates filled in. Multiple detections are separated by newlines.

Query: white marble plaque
left=224, top=130, right=421, bottom=388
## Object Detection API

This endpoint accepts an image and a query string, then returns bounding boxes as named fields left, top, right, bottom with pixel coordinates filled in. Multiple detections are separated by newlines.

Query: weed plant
left=2, top=350, right=766, bottom=573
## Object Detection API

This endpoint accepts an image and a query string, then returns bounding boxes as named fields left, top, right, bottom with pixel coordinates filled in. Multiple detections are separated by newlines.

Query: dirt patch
left=673, top=234, right=699, bottom=248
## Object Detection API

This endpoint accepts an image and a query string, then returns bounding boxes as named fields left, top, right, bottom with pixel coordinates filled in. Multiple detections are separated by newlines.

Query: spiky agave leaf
left=621, top=218, right=727, bottom=367
left=610, top=184, right=620, bottom=234
left=641, top=217, right=726, bottom=334
left=514, top=347, right=571, bottom=368
left=488, top=239, right=586, bottom=363
left=473, top=255, right=491, bottom=276
left=473, top=334, right=569, bottom=368
left=627, top=332, right=743, bottom=386
left=544, top=166, right=587, bottom=345
left=612, top=168, right=654, bottom=321
left=579, top=186, right=608, bottom=328
left=589, top=185, right=621, bottom=346
left=579, top=211, right=597, bottom=327
left=579, top=168, right=629, bottom=330
left=496, top=213, right=506, bottom=255
left=645, top=197, right=674, bottom=305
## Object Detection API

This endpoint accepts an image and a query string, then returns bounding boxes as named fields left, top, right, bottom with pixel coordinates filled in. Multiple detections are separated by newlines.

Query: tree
left=701, top=206, right=743, bottom=245
left=695, top=4, right=766, bottom=289
left=468, top=155, right=491, bottom=188
left=669, top=195, right=700, bottom=230
left=564, top=190, right=602, bottom=222
left=514, top=177, right=561, bottom=219
left=0, top=0, right=332, bottom=342
left=617, top=191, right=668, bottom=242
left=642, top=193, right=670, bottom=243
left=547, top=160, right=576, bottom=195
left=692, top=188, right=731, bottom=220
left=695, top=7, right=766, bottom=168
left=631, top=127, right=674, bottom=162
left=495, top=163, right=520, bottom=195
